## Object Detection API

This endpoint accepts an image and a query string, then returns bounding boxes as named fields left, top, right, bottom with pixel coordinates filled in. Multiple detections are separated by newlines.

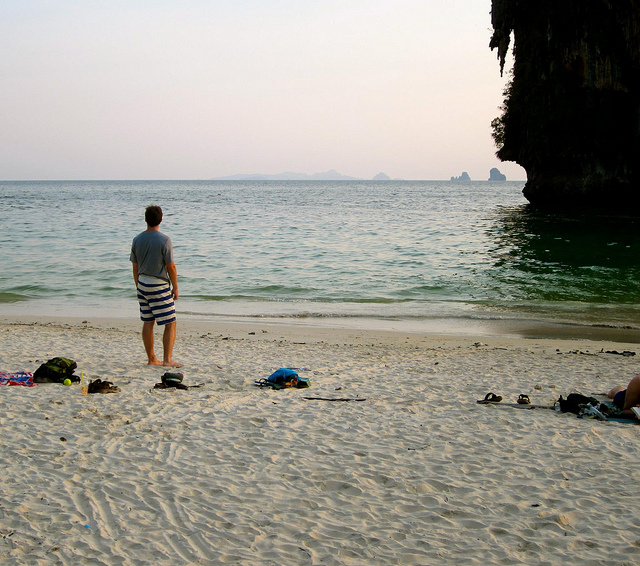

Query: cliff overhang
left=490, top=0, right=640, bottom=209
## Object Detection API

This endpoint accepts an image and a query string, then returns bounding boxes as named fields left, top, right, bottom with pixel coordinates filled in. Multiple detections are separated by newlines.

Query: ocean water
left=1, top=180, right=640, bottom=332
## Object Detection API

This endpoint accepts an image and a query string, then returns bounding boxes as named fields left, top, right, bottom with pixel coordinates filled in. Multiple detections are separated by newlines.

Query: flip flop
left=87, top=379, right=120, bottom=394
left=154, top=381, right=203, bottom=390
left=477, top=392, right=503, bottom=404
left=517, top=394, right=531, bottom=405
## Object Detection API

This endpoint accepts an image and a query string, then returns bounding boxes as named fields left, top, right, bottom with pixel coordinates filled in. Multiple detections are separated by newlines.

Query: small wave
left=0, top=292, right=29, bottom=303
left=178, top=309, right=470, bottom=320
left=189, top=293, right=414, bottom=304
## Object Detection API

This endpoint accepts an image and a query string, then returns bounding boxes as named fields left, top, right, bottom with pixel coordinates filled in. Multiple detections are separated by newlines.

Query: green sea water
left=1, top=180, right=639, bottom=331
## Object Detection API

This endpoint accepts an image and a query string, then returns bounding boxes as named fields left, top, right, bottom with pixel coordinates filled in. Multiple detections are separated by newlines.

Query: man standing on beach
left=130, top=205, right=183, bottom=367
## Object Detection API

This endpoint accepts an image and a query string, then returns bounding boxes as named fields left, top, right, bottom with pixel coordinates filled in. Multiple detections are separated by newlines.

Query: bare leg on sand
left=142, top=320, right=163, bottom=366
left=162, top=321, right=183, bottom=367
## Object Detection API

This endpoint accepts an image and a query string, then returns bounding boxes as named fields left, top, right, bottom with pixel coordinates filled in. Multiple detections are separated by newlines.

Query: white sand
left=1, top=315, right=640, bottom=565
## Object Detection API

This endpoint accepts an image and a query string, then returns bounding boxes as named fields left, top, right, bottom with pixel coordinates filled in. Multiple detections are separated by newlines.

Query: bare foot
left=147, top=359, right=163, bottom=366
left=163, top=361, right=184, bottom=368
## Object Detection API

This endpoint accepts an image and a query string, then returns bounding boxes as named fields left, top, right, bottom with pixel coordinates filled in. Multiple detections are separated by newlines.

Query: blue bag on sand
left=268, top=368, right=299, bottom=386
left=255, top=368, right=310, bottom=389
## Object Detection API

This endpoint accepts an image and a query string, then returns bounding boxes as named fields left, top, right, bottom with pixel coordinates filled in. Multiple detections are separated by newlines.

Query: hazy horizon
left=1, top=1, right=525, bottom=182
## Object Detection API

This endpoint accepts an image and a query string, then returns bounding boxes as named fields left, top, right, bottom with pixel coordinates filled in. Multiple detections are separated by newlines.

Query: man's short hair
left=145, top=205, right=163, bottom=227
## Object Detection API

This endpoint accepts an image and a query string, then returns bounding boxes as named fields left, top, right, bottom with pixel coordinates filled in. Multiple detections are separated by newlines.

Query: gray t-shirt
left=130, top=230, right=174, bottom=282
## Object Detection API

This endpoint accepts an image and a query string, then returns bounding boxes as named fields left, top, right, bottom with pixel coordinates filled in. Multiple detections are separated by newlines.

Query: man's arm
left=132, top=262, right=139, bottom=286
left=166, top=262, right=179, bottom=301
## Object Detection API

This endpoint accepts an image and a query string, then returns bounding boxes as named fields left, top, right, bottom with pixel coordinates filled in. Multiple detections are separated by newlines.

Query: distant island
left=211, top=170, right=399, bottom=181
left=451, top=172, right=471, bottom=182
left=450, top=169, right=508, bottom=182
left=488, top=167, right=507, bottom=181
left=211, top=169, right=362, bottom=181
left=211, top=169, right=507, bottom=182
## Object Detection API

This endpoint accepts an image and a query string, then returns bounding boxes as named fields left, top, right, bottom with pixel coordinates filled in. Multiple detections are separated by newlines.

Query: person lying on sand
left=608, top=374, right=640, bottom=417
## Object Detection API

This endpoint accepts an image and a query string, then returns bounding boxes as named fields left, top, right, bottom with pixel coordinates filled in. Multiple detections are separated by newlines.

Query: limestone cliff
left=490, top=1, right=640, bottom=208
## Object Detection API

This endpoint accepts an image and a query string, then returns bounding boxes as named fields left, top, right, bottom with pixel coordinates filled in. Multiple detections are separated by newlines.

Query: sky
left=0, top=0, right=525, bottom=181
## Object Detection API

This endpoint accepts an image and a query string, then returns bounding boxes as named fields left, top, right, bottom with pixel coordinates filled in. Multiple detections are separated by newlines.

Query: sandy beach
left=1, top=315, right=640, bottom=565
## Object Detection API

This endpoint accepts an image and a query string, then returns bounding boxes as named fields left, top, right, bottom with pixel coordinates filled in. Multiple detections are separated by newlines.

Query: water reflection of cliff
left=486, top=206, right=640, bottom=304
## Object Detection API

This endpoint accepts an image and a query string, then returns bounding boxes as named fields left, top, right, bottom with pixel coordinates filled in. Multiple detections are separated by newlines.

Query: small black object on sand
left=87, top=379, right=120, bottom=394
left=154, top=372, right=203, bottom=390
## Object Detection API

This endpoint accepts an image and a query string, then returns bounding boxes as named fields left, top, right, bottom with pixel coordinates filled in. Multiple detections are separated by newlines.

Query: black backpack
left=557, top=393, right=599, bottom=414
left=33, top=357, right=79, bottom=383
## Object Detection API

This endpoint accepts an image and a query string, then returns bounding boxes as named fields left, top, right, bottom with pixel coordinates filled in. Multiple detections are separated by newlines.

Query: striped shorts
left=137, top=276, right=176, bottom=326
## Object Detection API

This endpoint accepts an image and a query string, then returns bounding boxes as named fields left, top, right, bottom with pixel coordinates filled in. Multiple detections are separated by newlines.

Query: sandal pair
left=477, top=392, right=503, bottom=404
left=478, top=393, right=531, bottom=405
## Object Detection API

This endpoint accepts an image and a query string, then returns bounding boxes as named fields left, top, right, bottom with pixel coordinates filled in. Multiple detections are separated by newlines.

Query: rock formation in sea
left=372, top=172, right=391, bottom=180
left=489, top=167, right=506, bottom=181
left=490, top=1, right=640, bottom=208
left=451, top=172, right=471, bottom=182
